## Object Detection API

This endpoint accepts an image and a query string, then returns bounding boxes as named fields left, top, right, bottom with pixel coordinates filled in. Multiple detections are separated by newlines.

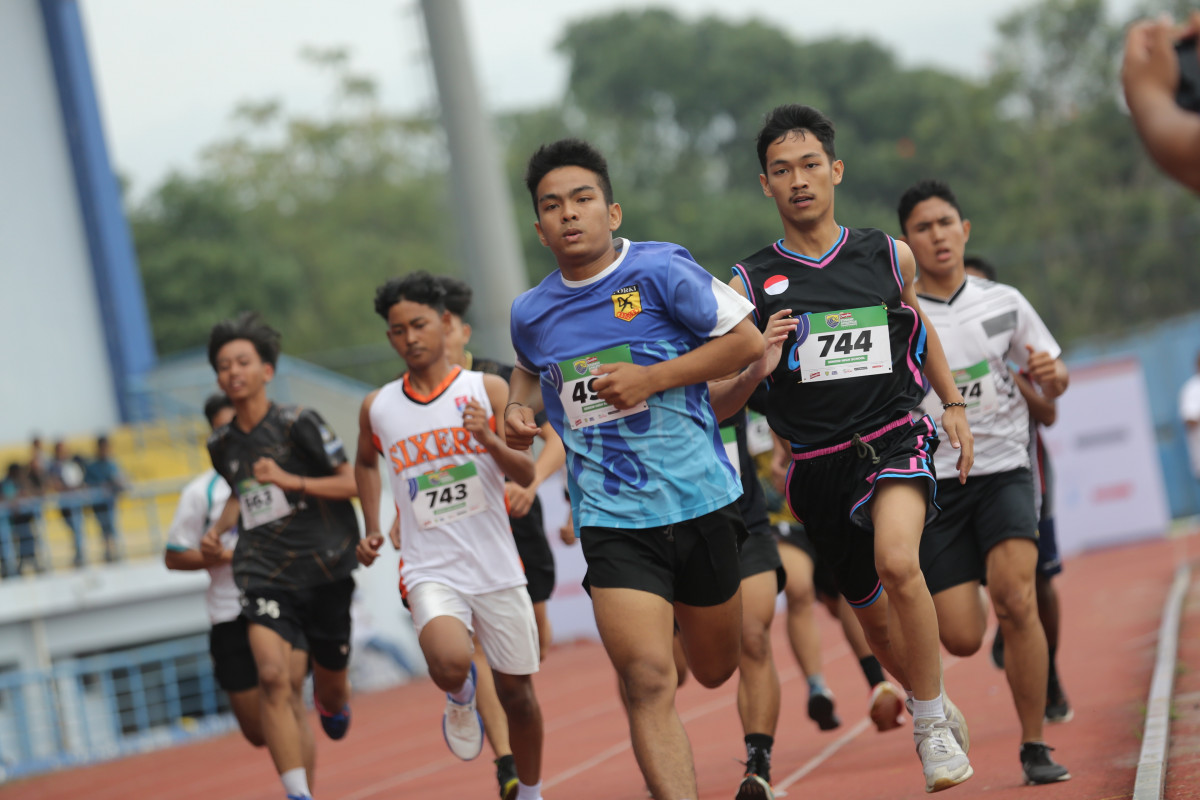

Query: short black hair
left=963, top=255, right=997, bottom=281
left=207, top=312, right=281, bottom=370
left=437, top=276, right=473, bottom=318
left=374, top=271, right=446, bottom=321
left=203, top=393, right=234, bottom=427
left=756, top=104, right=837, bottom=173
left=896, top=179, right=964, bottom=235
left=524, top=138, right=613, bottom=213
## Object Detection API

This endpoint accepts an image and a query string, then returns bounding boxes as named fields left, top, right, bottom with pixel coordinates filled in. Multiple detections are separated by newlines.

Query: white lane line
left=1132, top=563, right=1191, bottom=800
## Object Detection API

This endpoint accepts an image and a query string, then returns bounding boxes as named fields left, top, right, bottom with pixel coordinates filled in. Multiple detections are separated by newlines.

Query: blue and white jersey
left=511, top=238, right=752, bottom=530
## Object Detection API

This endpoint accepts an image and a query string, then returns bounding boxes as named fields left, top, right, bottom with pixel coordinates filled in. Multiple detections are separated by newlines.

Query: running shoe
left=443, top=662, right=484, bottom=760
left=736, top=749, right=774, bottom=800
left=807, top=686, right=841, bottom=731
left=1044, top=676, right=1074, bottom=724
left=905, top=692, right=969, bottom=753
left=495, top=754, right=518, bottom=800
left=1020, top=742, right=1071, bottom=784
left=316, top=699, right=351, bottom=741
left=286, top=795, right=312, bottom=800
left=868, top=680, right=905, bottom=732
left=913, top=717, right=973, bottom=793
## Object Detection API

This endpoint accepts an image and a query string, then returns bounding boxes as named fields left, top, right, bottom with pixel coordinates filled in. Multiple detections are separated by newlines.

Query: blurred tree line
left=128, top=0, right=1199, bottom=383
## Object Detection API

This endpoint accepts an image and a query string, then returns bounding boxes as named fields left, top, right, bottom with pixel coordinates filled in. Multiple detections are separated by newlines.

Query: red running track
left=5, top=531, right=1197, bottom=800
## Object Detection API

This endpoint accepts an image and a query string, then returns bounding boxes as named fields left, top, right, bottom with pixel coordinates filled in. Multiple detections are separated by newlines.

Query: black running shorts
left=241, top=576, right=354, bottom=670
left=919, top=467, right=1039, bottom=595
left=511, top=497, right=556, bottom=603
left=580, top=503, right=746, bottom=607
left=209, top=616, right=258, bottom=693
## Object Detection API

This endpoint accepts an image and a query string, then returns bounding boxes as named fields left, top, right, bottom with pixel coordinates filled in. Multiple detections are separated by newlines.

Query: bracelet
left=504, top=401, right=525, bottom=415
left=942, top=402, right=967, bottom=409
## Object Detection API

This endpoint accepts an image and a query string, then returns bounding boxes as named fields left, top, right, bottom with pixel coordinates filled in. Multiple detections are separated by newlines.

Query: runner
left=725, top=104, right=975, bottom=793
left=898, top=179, right=1071, bottom=784
left=505, top=138, right=763, bottom=800
left=439, top=274, right=565, bottom=800
left=203, top=312, right=358, bottom=800
left=165, top=393, right=265, bottom=750
left=963, top=258, right=1072, bottom=725
left=355, top=272, right=546, bottom=800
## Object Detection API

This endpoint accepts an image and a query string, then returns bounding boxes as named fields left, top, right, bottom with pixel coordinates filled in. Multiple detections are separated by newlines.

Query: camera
left=1177, top=36, right=1200, bottom=112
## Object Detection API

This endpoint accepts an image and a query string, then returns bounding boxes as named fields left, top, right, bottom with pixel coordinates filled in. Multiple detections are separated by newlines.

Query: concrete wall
left=0, top=0, right=119, bottom=444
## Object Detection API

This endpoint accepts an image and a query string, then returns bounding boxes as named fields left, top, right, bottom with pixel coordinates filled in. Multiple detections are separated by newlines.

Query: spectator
left=84, top=435, right=126, bottom=563
left=1180, top=351, right=1200, bottom=487
left=48, top=440, right=88, bottom=566
left=1, top=463, right=43, bottom=576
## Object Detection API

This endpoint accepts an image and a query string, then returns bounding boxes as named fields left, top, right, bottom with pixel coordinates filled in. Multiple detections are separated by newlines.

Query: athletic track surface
left=7, top=530, right=1199, bottom=800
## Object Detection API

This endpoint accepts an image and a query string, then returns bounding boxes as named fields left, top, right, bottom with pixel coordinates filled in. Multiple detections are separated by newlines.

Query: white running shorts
left=407, top=581, right=540, bottom=676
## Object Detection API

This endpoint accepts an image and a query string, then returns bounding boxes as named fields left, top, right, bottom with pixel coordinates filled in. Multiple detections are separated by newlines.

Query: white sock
left=448, top=672, right=475, bottom=704
left=515, top=780, right=543, bottom=800
left=912, top=695, right=945, bottom=721
left=280, top=767, right=311, bottom=798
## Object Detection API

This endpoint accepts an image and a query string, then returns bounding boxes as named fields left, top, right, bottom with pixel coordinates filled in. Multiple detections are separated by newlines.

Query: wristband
left=942, top=402, right=967, bottom=409
left=504, top=401, right=525, bottom=415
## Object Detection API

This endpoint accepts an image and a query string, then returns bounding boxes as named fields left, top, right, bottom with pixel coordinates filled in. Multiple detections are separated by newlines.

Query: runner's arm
left=504, top=365, right=544, bottom=452
left=1014, top=370, right=1057, bottom=427
left=200, top=495, right=239, bottom=565
left=473, top=374, right=536, bottom=487
left=354, top=391, right=385, bottom=566
left=592, top=315, right=764, bottom=410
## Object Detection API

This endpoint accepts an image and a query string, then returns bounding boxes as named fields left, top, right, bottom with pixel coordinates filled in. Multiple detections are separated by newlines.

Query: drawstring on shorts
left=852, top=433, right=880, bottom=464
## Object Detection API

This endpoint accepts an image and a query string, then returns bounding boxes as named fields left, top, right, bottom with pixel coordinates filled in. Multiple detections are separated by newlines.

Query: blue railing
left=0, top=635, right=237, bottom=782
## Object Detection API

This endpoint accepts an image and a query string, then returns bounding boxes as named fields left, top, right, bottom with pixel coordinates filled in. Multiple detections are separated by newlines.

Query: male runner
left=355, top=272, right=546, bottom=800
left=203, top=313, right=358, bottom=800
left=439, top=274, right=565, bottom=800
left=963, top=259, right=1073, bottom=725
left=504, top=138, right=763, bottom=800
left=898, top=179, right=1071, bottom=784
left=725, top=104, right=974, bottom=793
left=166, top=393, right=265, bottom=750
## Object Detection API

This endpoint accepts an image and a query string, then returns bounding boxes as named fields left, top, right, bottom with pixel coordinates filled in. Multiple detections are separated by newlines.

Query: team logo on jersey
left=454, top=395, right=470, bottom=412
left=764, top=275, right=789, bottom=295
left=611, top=285, right=642, bottom=322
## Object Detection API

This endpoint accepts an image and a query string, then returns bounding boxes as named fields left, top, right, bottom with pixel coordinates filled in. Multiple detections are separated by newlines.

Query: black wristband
left=504, top=401, right=525, bottom=415
left=942, top=401, right=967, bottom=409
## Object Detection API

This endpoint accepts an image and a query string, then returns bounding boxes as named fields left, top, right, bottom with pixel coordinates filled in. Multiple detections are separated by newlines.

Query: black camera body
left=1177, top=36, right=1200, bottom=112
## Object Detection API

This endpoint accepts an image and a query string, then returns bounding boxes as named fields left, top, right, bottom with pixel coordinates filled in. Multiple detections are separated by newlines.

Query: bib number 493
left=571, top=378, right=600, bottom=405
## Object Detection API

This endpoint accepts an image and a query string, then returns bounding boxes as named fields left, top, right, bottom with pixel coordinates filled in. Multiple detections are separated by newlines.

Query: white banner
left=1040, top=357, right=1169, bottom=557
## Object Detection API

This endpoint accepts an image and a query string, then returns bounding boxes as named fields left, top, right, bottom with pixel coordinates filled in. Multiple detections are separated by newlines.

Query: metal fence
left=0, top=635, right=237, bottom=782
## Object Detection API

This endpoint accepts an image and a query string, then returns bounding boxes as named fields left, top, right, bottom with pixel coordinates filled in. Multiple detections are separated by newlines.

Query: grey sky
left=81, top=0, right=1139, bottom=195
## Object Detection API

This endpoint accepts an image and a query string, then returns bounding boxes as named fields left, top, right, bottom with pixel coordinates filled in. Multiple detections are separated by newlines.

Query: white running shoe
left=904, top=691, right=969, bottom=753
left=913, top=717, right=973, bottom=793
left=442, top=663, right=483, bottom=760
left=869, top=680, right=905, bottom=732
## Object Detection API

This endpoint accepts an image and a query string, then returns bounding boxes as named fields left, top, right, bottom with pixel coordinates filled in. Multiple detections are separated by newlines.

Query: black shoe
left=807, top=687, right=841, bottom=731
left=1020, top=742, right=1071, bottom=784
left=737, top=751, right=774, bottom=800
left=990, top=629, right=1005, bottom=670
left=1044, top=676, right=1073, bottom=724
left=495, top=754, right=518, bottom=800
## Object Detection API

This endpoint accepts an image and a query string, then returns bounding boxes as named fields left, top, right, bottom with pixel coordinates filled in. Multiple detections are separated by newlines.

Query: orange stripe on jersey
left=397, top=557, right=408, bottom=600
left=372, top=433, right=383, bottom=454
left=402, top=365, right=462, bottom=404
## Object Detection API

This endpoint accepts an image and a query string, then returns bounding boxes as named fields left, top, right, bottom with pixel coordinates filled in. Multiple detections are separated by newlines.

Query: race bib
left=558, top=345, right=650, bottom=430
left=746, top=412, right=774, bottom=456
left=237, top=480, right=292, bottom=529
left=720, top=425, right=742, bottom=479
left=951, top=359, right=998, bottom=421
left=792, top=306, right=893, bottom=383
left=410, top=462, right=487, bottom=529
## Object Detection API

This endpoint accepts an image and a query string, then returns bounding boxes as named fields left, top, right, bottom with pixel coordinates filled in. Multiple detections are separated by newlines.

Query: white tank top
left=369, top=367, right=525, bottom=596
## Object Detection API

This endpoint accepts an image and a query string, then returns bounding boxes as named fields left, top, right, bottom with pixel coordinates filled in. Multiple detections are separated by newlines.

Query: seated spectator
left=48, top=440, right=88, bottom=566
left=84, top=435, right=126, bottom=563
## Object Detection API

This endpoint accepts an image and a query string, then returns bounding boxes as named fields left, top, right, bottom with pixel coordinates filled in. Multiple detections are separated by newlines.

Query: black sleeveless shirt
left=732, top=227, right=928, bottom=450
